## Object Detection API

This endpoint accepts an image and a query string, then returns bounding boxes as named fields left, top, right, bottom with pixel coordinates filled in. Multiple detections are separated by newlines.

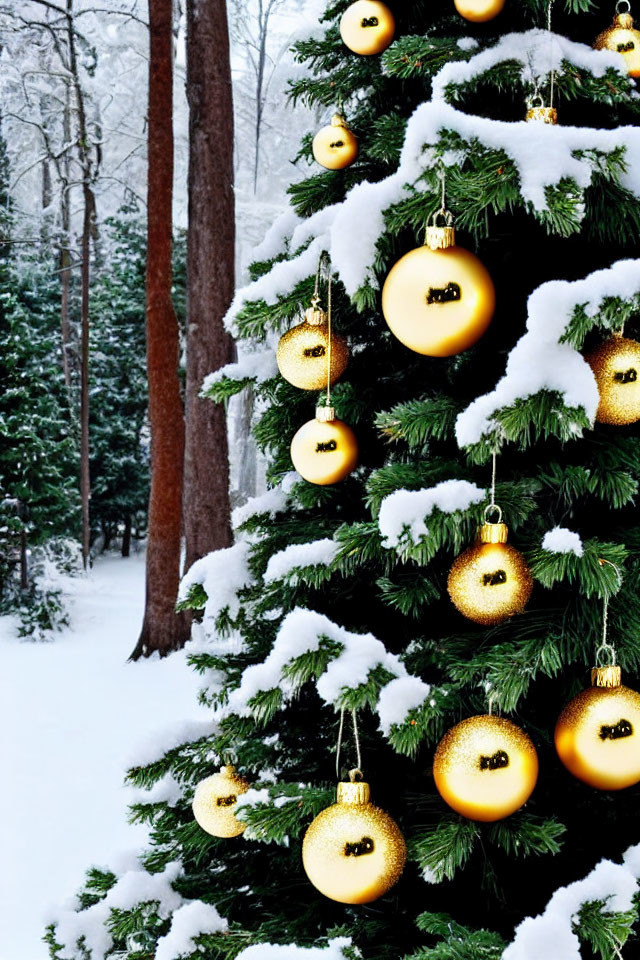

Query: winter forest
left=3, top=0, right=640, bottom=958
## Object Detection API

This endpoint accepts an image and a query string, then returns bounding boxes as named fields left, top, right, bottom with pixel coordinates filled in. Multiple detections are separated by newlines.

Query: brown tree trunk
left=183, top=0, right=235, bottom=574
left=80, top=185, right=91, bottom=569
left=131, top=0, right=189, bottom=659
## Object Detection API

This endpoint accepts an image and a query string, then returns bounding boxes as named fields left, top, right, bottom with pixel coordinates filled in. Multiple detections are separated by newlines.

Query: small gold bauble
left=454, top=0, right=506, bottom=23
left=381, top=238, right=495, bottom=357
left=277, top=322, right=349, bottom=391
left=595, top=9, right=640, bottom=77
left=525, top=105, right=558, bottom=124
left=447, top=522, right=533, bottom=625
left=585, top=336, right=640, bottom=426
left=192, top=765, right=250, bottom=838
left=339, top=0, right=396, bottom=55
left=302, top=778, right=406, bottom=903
left=433, top=715, right=539, bottom=821
left=290, top=410, right=358, bottom=485
left=555, top=667, right=640, bottom=790
left=312, top=115, right=358, bottom=170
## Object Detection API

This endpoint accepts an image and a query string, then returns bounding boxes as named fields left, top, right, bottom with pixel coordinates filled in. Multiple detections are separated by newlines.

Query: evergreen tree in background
left=48, top=3, right=640, bottom=960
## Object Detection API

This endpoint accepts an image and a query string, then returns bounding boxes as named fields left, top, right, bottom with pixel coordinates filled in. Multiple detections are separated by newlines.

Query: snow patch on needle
left=542, top=527, right=584, bottom=558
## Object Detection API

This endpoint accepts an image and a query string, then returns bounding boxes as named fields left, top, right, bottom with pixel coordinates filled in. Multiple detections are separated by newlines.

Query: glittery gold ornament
left=192, top=765, right=250, bottom=838
left=381, top=214, right=495, bottom=357
left=277, top=299, right=349, bottom=391
left=555, top=666, right=640, bottom=790
left=433, top=715, right=539, bottom=821
left=302, top=776, right=406, bottom=903
left=525, top=100, right=557, bottom=124
left=585, top=336, right=640, bottom=426
left=454, top=0, right=505, bottom=23
left=447, top=519, right=533, bottom=626
left=594, top=3, right=640, bottom=77
left=312, top=115, right=358, bottom=170
left=339, top=0, right=396, bottom=55
left=290, top=406, right=358, bottom=485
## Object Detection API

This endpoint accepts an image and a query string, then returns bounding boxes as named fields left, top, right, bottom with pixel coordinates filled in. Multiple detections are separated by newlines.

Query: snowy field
left=0, top=551, right=206, bottom=960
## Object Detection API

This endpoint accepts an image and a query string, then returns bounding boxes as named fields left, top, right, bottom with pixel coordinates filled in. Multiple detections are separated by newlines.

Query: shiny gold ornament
left=594, top=3, right=640, bottom=77
left=192, top=765, right=250, bottom=838
left=447, top=520, right=533, bottom=625
left=555, top=666, right=640, bottom=790
left=302, top=777, right=406, bottom=903
left=454, top=0, right=505, bottom=23
left=433, top=715, right=539, bottom=821
left=585, top=336, right=640, bottom=426
left=525, top=103, right=558, bottom=124
left=290, top=407, right=358, bottom=485
left=381, top=215, right=495, bottom=357
left=277, top=300, right=349, bottom=391
left=312, top=115, right=358, bottom=170
left=339, top=1, right=396, bottom=55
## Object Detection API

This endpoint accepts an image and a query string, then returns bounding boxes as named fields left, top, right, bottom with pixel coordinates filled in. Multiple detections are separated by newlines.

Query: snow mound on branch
left=456, top=37, right=479, bottom=52
left=264, top=538, right=338, bottom=582
left=155, top=900, right=228, bottom=960
left=232, top=476, right=297, bottom=528
left=236, top=938, right=353, bottom=960
left=236, top=789, right=301, bottom=811
left=55, top=862, right=183, bottom=960
left=455, top=258, right=640, bottom=447
left=128, top=771, right=184, bottom=808
left=201, top=347, right=278, bottom=392
left=542, top=527, right=584, bottom=557
left=125, top=718, right=219, bottom=769
left=253, top=208, right=302, bottom=262
left=378, top=480, right=485, bottom=547
left=377, top=675, right=432, bottom=735
left=504, top=843, right=640, bottom=960
left=179, top=541, right=254, bottom=622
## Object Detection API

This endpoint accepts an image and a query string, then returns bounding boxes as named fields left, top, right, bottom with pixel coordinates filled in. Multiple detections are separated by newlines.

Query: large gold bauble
left=447, top=521, right=533, bottom=626
left=454, top=0, right=505, bottom=23
left=585, top=336, right=640, bottom=426
left=555, top=666, right=640, bottom=790
left=277, top=322, right=348, bottom=391
left=192, top=765, right=250, bottom=838
left=433, top=715, right=539, bottom=822
left=312, top=115, right=358, bottom=170
left=339, top=1, right=396, bottom=55
left=594, top=11, right=640, bottom=77
left=381, top=243, right=495, bottom=357
left=302, top=779, right=406, bottom=903
left=290, top=410, right=358, bottom=485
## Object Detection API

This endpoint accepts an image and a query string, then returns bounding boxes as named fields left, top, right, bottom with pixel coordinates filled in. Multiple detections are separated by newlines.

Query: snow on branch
left=542, top=527, right=584, bottom=558
left=155, top=900, right=228, bottom=960
left=232, top=474, right=298, bottom=529
left=178, top=541, right=255, bottom=623
left=455, top=258, right=640, bottom=449
left=378, top=480, right=485, bottom=548
left=264, top=538, right=339, bottom=582
left=201, top=346, right=278, bottom=395
left=227, top=607, right=430, bottom=733
left=235, top=938, right=353, bottom=960
left=503, top=842, right=640, bottom=960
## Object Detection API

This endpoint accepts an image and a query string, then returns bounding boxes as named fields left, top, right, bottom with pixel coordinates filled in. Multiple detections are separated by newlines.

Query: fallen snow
left=542, top=527, right=584, bottom=558
left=155, top=899, right=228, bottom=960
left=235, top=938, right=353, bottom=960
left=264, top=538, right=338, bottom=582
left=378, top=480, right=485, bottom=548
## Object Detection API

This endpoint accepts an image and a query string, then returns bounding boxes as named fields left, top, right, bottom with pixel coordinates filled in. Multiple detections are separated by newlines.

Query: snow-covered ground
left=0, top=550, right=205, bottom=960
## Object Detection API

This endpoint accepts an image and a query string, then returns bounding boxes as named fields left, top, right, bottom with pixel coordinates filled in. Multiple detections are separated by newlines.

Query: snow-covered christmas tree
left=48, top=1, right=640, bottom=958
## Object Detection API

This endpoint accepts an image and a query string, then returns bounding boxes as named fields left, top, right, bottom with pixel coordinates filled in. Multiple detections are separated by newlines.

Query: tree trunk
left=182, top=0, right=235, bottom=573
left=59, top=84, right=72, bottom=396
left=131, top=0, right=189, bottom=659
left=80, top=185, right=91, bottom=569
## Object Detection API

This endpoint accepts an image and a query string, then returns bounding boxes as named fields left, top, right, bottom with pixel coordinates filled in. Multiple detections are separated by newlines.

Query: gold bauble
left=312, top=115, right=358, bottom=170
left=277, top=323, right=348, bottom=391
left=525, top=105, right=558, bottom=124
left=381, top=231, right=495, bottom=357
left=290, top=408, right=358, bottom=485
left=192, top=764, right=250, bottom=838
left=433, top=715, right=539, bottom=821
left=594, top=10, right=640, bottom=77
left=555, top=666, right=640, bottom=790
left=447, top=521, right=533, bottom=626
left=454, top=0, right=505, bottom=23
left=302, top=779, right=406, bottom=903
left=585, top=336, right=640, bottom=426
left=339, top=1, right=396, bottom=55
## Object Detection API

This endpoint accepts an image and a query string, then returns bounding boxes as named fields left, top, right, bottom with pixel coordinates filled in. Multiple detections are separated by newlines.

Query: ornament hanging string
left=484, top=452, right=502, bottom=524
left=595, top=558, right=623, bottom=666
left=326, top=263, right=333, bottom=408
left=547, top=0, right=557, bottom=108
left=336, top=706, right=363, bottom=780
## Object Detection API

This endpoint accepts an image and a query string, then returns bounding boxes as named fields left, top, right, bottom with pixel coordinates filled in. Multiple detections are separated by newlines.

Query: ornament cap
left=592, top=665, right=622, bottom=688
left=337, top=779, right=371, bottom=805
left=425, top=208, right=455, bottom=251
left=316, top=405, right=336, bottom=422
left=331, top=113, right=348, bottom=128
left=525, top=105, right=558, bottom=125
left=479, top=521, right=509, bottom=544
left=305, top=297, right=327, bottom=326
left=616, top=11, right=634, bottom=27
left=220, top=764, right=237, bottom=776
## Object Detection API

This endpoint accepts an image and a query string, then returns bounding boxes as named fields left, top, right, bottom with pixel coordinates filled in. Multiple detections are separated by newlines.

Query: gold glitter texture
left=192, top=765, right=250, bottom=838
left=302, top=780, right=406, bottom=903
left=585, top=336, right=640, bottom=426
left=277, top=321, right=348, bottom=391
left=290, top=415, right=358, bottom=485
left=433, top=715, right=539, bottom=821
left=339, top=1, right=396, bottom=55
left=594, top=11, right=640, bottom=77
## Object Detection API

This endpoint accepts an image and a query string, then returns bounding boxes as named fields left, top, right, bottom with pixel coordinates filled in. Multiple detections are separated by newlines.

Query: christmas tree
left=48, top=2, right=640, bottom=958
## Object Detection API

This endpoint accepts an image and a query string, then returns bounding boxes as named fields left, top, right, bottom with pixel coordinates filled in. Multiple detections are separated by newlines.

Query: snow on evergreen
left=542, top=527, right=584, bottom=557
left=377, top=676, right=432, bottom=735
left=264, top=538, right=339, bottom=582
left=235, top=938, right=353, bottom=959
left=178, top=541, right=255, bottom=621
left=455, top=258, right=640, bottom=447
left=155, top=900, right=228, bottom=960
left=201, top=346, right=278, bottom=391
left=232, top=475, right=297, bottom=528
left=378, top=480, right=485, bottom=548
